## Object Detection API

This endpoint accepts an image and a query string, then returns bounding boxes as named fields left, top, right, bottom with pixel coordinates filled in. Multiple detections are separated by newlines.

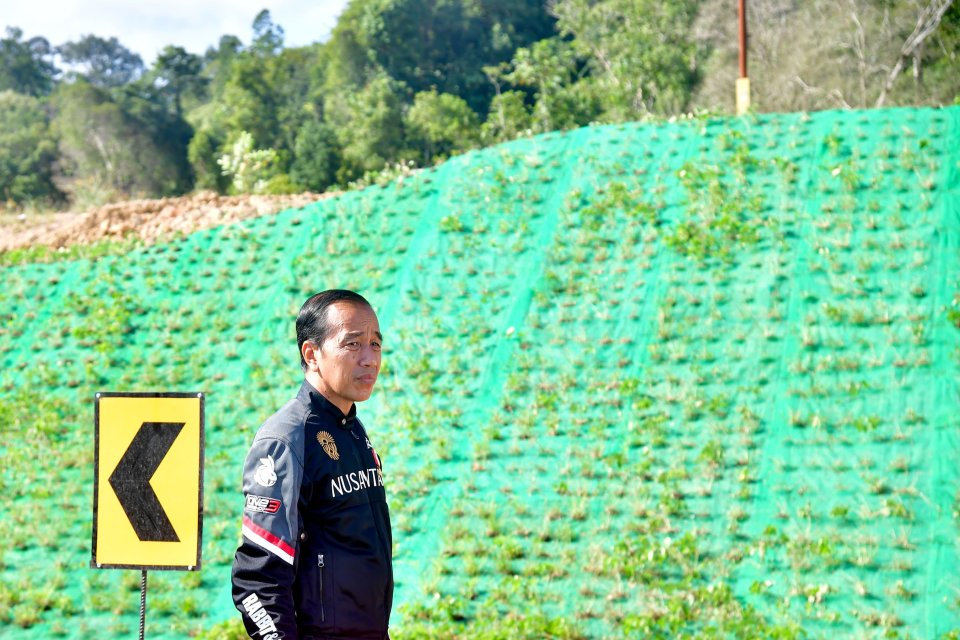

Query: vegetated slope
left=0, top=106, right=958, bottom=639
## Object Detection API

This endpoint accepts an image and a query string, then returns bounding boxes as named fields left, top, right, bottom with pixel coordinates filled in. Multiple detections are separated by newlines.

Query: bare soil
left=0, top=191, right=336, bottom=252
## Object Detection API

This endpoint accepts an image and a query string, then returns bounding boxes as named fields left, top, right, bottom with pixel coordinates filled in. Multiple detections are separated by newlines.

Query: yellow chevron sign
left=92, top=392, right=204, bottom=570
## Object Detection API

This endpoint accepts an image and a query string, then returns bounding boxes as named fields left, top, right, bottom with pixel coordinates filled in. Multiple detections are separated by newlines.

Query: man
left=232, top=289, right=393, bottom=639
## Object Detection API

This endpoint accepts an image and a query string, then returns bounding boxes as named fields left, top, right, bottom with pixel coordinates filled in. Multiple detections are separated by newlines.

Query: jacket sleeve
left=231, top=436, right=303, bottom=639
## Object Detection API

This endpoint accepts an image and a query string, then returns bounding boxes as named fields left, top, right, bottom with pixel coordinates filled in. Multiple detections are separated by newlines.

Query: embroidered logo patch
left=254, top=455, right=277, bottom=487
left=366, top=437, right=382, bottom=470
left=241, top=593, right=279, bottom=639
left=245, top=494, right=282, bottom=514
left=317, top=431, right=340, bottom=460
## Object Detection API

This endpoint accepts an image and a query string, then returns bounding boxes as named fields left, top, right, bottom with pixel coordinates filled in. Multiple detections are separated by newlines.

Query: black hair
left=296, top=289, right=373, bottom=371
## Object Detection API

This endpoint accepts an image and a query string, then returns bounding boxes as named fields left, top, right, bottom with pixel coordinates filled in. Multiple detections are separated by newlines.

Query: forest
left=1, top=0, right=957, bottom=210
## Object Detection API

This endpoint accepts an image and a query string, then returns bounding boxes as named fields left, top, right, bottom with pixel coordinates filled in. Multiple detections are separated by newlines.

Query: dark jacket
left=232, top=380, right=393, bottom=639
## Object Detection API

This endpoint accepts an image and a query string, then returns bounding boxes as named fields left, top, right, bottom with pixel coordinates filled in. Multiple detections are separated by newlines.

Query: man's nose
left=358, top=345, right=379, bottom=367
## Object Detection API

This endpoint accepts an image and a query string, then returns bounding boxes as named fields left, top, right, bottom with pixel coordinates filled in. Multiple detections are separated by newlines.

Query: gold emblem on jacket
left=316, top=431, right=340, bottom=460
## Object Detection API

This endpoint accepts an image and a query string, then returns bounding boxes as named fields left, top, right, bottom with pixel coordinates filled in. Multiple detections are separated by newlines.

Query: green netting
left=0, top=105, right=958, bottom=638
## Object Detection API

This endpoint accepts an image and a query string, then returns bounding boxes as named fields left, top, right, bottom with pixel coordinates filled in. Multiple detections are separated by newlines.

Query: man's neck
left=304, top=373, right=354, bottom=415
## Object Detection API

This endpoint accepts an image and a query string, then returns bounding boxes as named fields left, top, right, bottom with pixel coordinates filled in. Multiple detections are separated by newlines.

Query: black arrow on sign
left=108, top=422, right=184, bottom=542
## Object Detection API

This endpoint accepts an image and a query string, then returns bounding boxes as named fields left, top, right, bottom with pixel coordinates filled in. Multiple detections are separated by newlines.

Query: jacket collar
left=298, top=379, right=356, bottom=429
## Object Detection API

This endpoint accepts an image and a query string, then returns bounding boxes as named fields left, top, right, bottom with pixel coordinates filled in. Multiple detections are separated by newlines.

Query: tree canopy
left=0, top=90, right=61, bottom=204
left=58, top=35, right=145, bottom=88
left=0, top=1, right=957, bottom=209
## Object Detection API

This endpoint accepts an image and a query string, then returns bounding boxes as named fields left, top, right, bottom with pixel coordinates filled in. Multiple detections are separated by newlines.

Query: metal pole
left=736, top=0, right=752, bottom=114
left=139, top=570, right=147, bottom=640
left=738, top=0, right=747, bottom=78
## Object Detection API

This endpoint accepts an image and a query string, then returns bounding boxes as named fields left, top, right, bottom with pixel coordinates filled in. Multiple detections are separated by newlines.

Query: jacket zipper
left=318, top=554, right=325, bottom=622
left=352, top=425, right=392, bottom=630
left=354, top=432, right=390, bottom=628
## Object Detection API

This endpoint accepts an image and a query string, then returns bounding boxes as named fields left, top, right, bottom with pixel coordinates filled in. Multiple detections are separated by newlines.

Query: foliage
left=3, top=0, right=959, bottom=211
left=152, top=45, right=206, bottom=116
left=187, top=127, right=228, bottom=191
left=346, top=159, right=420, bottom=191
left=251, top=9, right=285, bottom=57
left=692, top=0, right=960, bottom=111
left=290, top=119, right=340, bottom=192
left=949, top=291, right=960, bottom=330
left=330, top=0, right=556, bottom=113
left=0, top=90, right=62, bottom=205
left=57, top=34, right=145, bottom=88
left=199, top=34, right=244, bottom=99
left=217, top=130, right=278, bottom=194
left=552, top=0, right=702, bottom=116
left=218, top=54, right=282, bottom=153
left=194, top=618, right=247, bottom=640
left=397, top=596, right=588, bottom=639
left=486, top=36, right=600, bottom=133
left=0, top=235, right=141, bottom=267
left=666, top=150, right=769, bottom=263
left=480, top=90, right=533, bottom=144
left=328, top=70, right=409, bottom=184
left=0, top=27, right=56, bottom=97
left=406, top=89, right=480, bottom=162
left=927, top=2, right=960, bottom=99
left=52, top=81, right=191, bottom=203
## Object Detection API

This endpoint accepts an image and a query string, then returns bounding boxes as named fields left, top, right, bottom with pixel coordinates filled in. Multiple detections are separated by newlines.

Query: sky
left=4, top=0, right=351, bottom=64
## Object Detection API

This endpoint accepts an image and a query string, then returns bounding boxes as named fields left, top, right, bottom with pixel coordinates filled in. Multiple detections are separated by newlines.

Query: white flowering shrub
left=217, top=131, right=278, bottom=194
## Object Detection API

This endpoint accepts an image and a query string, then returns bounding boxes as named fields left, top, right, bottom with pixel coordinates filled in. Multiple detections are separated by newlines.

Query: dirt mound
left=0, top=191, right=336, bottom=252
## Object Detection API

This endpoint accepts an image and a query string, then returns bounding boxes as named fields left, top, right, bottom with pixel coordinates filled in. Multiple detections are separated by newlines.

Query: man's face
left=310, top=302, right=382, bottom=412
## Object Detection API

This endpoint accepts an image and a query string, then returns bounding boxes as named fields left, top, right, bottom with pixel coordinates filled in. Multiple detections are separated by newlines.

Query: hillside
left=0, top=106, right=958, bottom=638
left=0, top=191, right=332, bottom=254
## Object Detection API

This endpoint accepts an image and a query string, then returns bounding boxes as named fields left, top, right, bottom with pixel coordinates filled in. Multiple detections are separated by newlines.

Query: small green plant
left=698, top=439, right=725, bottom=468
left=830, top=504, right=850, bottom=519
left=439, top=214, right=465, bottom=233
left=948, top=292, right=960, bottom=329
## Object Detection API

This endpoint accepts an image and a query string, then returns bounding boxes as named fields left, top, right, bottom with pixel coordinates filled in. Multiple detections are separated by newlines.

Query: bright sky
left=4, top=0, right=351, bottom=65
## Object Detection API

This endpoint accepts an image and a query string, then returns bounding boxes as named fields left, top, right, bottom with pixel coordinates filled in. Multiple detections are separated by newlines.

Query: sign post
left=736, top=0, right=751, bottom=115
left=92, top=392, right=205, bottom=637
left=140, top=569, right=148, bottom=640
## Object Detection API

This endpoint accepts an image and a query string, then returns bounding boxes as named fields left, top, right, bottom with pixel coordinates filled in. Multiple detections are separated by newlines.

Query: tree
left=153, top=45, right=206, bottom=116
left=187, top=126, right=228, bottom=191
left=201, top=34, right=244, bottom=99
left=320, top=0, right=556, bottom=113
left=270, top=45, right=325, bottom=157
left=923, top=1, right=960, bottom=102
left=551, top=0, right=702, bottom=117
left=58, top=35, right=144, bottom=88
left=691, top=0, right=960, bottom=112
left=53, top=81, right=189, bottom=201
left=0, top=90, right=63, bottom=205
left=326, top=71, right=408, bottom=183
left=252, top=9, right=285, bottom=57
left=211, top=12, right=307, bottom=156
left=291, top=120, right=340, bottom=191
left=875, top=0, right=956, bottom=106
left=487, top=37, right=599, bottom=133
left=347, top=0, right=557, bottom=113
left=480, top=90, right=531, bottom=143
left=320, top=0, right=373, bottom=92
left=0, top=27, right=57, bottom=96
left=405, top=89, right=480, bottom=162
left=218, top=53, right=281, bottom=155
left=114, top=80, right=194, bottom=193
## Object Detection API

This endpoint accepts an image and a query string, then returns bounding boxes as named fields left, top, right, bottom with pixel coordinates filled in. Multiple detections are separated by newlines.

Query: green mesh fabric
left=0, top=106, right=958, bottom=638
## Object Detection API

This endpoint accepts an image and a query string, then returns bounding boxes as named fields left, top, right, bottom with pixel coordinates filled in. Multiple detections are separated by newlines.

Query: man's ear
left=302, top=340, right=321, bottom=372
